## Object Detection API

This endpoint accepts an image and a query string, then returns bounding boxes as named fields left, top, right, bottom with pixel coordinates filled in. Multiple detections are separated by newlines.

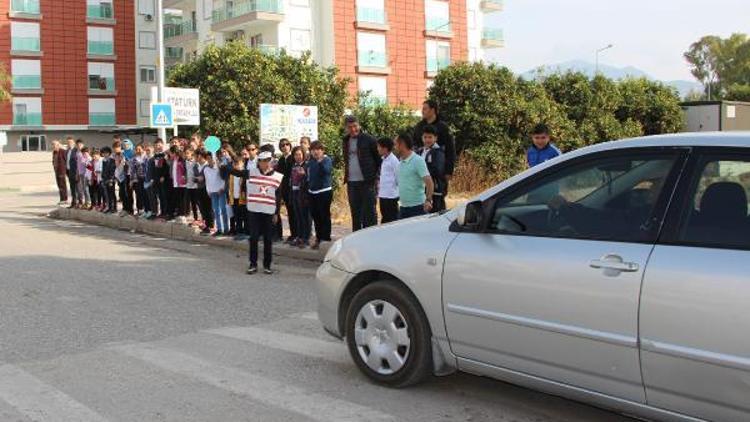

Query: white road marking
left=204, top=325, right=350, bottom=364
left=112, top=343, right=395, bottom=422
left=0, top=364, right=109, bottom=422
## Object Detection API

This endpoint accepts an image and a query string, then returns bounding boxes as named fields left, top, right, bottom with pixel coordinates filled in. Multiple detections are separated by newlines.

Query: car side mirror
left=457, top=200, right=483, bottom=231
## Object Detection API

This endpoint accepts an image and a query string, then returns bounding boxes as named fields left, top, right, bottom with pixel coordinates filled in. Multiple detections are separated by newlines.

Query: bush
left=347, top=94, right=420, bottom=140
left=168, top=42, right=349, bottom=158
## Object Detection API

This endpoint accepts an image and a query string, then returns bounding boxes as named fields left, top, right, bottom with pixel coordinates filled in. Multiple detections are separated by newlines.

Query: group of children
left=58, top=134, right=334, bottom=274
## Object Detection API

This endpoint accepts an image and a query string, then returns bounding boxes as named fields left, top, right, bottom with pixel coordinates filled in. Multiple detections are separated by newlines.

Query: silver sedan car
left=316, top=132, right=750, bottom=422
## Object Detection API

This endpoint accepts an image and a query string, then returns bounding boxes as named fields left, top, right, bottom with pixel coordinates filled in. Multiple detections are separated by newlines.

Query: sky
left=484, top=0, right=749, bottom=81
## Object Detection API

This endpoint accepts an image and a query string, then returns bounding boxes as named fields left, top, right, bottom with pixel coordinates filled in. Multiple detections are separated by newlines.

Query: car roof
left=476, top=131, right=750, bottom=201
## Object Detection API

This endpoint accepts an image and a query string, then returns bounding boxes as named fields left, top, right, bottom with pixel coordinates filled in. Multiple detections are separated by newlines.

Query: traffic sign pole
left=156, top=0, right=166, bottom=141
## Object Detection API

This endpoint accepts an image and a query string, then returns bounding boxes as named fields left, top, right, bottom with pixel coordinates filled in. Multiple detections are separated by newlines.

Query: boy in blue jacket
left=527, top=124, right=561, bottom=168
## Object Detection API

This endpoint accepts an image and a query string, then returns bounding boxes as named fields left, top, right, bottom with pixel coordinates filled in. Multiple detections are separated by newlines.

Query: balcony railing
left=254, top=44, right=280, bottom=55
left=11, top=0, right=39, bottom=14
left=13, top=113, right=42, bottom=126
left=427, top=57, right=450, bottom=73
left=164, top=19, right=197, bottom=39
left=90, top=112, right=116, bottom=126
left=358, top=51, right=387, bottom=68
left=212, top=0, right=283, bottom=24
left=88, top=41, right=114, bottom=55
left=11, top=37, right=40, bottom=52
left=480, top=0, right=504, bottom=11
left=482, top=28, right=504, bottom=41
left=357, top=7, right=385, bottom=24
left=87, top=3, right=113, bottom=19
left=426, top=17, right=451, bottom=33
left=165, top=47, right=184, bottom=59
left=12, top=75, right=41, bottom=89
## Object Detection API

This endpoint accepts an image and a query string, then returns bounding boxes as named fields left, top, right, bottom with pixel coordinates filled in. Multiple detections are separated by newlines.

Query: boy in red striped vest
left=231, top=151, right=283, bottom=275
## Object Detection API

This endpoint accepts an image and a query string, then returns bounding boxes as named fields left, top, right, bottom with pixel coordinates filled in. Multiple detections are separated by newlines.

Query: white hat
left=258, top=151, right=273, bottom=161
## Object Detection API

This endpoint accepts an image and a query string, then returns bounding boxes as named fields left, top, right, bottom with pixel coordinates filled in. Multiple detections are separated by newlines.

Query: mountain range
left=520, top=60, right=702, bottom=98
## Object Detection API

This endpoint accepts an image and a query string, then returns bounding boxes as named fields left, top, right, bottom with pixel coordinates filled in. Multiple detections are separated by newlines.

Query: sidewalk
left=48, top=207, right=351, bottom=262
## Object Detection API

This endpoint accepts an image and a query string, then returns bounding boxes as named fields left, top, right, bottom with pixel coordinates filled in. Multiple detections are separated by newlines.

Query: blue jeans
left=210, top=191, right=229, bottom=233
left=399, top=205, right=425, bottom=219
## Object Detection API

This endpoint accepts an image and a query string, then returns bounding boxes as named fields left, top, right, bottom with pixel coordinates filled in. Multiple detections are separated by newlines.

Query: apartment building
left=162, top=0, right=504, bottom=107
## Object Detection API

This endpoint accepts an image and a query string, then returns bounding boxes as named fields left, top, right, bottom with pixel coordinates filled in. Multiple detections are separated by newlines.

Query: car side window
left=490, top=153, right=679, bottom=243
left=679, top=157, right=750, bottom=249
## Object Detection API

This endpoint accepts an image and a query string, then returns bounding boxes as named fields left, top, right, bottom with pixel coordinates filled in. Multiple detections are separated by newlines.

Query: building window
left=12, top=97, right=42, bottom=126
left=11, top=59, right=41, bottom=89
left=140, top=66, right=156, bottom=83
left=11, top=22, right=40, bottom=52
left=88, top=27, right=114, bottom=55
left=357, top=32, right=387, bottom=67
left=289, top=29, right=311, bottom=57
left=139, top=99, right=150, bottom=117
left=138, top=0, right=154, bottom=15
left=11, top=0, right=40, bottom=14
left=426, top=40, right=451, bottom=73
left=425, top=0, right=451, bottom=32
left=88, top=62, right=115, bottom=91
left=202, top=0, right=212, bottom=20
left=19, top=135, right=47, bottom=152
left=139, top=31, right=156, bottom=49
left=89, top=98, right=116, bottom=126
left=357, top=0, right=385, bottom=24
left=87, top=0, right=113, bottom=19
left=358, top=76, right=387, bottom=104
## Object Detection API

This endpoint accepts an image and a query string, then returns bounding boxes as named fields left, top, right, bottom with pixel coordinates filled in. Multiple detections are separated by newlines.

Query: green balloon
left=205, top=136, right=221, bottom=153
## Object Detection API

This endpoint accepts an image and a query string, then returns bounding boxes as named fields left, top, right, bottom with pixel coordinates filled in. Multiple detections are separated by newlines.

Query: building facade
left=0, top=0, right=155, bottom=152
left=162, top=0, right=504, bottom=107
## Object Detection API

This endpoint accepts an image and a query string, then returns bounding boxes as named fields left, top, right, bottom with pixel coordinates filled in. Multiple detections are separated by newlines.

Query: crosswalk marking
left=204, top=325, right=350, bottom=364
left=0, top=364, right=109, bottom=422
left=112, top=343, right=395, bottom=422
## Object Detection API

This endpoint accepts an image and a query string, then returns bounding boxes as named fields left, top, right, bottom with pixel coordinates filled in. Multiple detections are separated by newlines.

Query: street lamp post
left=156, top=0, right=167, bottom=140
left=595, top=44, right=613, bottom=75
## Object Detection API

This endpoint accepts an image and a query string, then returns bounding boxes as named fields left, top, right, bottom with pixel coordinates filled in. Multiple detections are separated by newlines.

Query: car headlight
left=324, top=239, right=344, bottom=263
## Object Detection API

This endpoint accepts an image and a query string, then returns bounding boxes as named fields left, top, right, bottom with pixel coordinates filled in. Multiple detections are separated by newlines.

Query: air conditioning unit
left=145, top=14, right=153, bottom=21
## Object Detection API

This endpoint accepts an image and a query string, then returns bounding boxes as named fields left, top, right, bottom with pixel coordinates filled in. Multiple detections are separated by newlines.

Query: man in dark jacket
left=413, top=100, right=456, bottom=189
left=343, top=115, right=381, bottom=231
left=418, top=125, right=447, bottom=212
left=64, top=137, right=79, bottom=208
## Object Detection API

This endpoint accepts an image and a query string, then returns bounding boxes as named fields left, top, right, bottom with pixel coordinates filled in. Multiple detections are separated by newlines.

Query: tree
left=168, top=42, right=349, bottom=159
left=685, top=33, right=750, bottom=100
left=0, top=64, right=11, bottom=103
left=349, top=93, right=420, bottom=140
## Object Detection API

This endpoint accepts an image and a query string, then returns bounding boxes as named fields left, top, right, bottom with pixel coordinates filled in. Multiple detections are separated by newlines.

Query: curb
left=48, top=207, right=329, bottom=262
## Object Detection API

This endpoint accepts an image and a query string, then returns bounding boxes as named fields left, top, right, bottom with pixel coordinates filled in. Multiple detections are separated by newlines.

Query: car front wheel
left=345, top=280, right=432, bottom=387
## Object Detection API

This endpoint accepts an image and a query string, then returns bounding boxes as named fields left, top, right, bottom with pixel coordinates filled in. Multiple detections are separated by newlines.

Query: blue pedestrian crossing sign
left=150, top=103, right=174, bottom=128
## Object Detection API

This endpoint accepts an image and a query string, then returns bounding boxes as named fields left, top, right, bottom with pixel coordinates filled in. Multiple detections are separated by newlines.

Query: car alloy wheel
left=354, top=299, right=411, bottom=375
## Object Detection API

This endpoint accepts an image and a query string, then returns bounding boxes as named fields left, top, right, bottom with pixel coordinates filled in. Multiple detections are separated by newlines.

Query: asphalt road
left=0, top=189, right=630, bottom=422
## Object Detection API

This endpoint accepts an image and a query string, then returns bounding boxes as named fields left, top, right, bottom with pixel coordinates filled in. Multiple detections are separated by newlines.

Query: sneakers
left=263, top=268, right=274, bottom=275
left=246, top=266, right=258, bottom=275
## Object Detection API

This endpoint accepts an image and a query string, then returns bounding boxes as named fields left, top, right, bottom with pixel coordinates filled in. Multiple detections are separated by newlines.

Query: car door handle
left=589, top=254, right=640, bottom=273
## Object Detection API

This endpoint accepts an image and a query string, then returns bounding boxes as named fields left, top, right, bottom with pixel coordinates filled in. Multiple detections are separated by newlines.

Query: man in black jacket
left=343, top=116, right=381, bottom=231
left=413, top=100, right=456, bottom=191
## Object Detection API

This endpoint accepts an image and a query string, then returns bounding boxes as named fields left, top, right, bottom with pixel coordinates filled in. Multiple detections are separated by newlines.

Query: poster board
left=259, top=104, right=318, bottom=147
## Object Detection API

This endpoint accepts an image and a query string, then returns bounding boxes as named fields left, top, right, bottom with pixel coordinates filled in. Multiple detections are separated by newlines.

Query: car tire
left=345, top=280, right=433, bottom=388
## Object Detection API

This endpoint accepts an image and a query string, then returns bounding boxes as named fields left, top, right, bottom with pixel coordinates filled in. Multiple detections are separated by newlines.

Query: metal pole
left=156, top=0, right=166, bottom=140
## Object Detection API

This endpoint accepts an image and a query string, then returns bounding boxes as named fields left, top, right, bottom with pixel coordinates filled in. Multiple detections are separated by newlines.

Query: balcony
left=11, top=37, right=41, bottom=54
left=87, top=3, right=114, bottom=23
left=165, top=19, right=198, bottom=45
left=13, top=113, right=42, bottom=126
left=10, top=0, right=40, bottom=16
left=212, top=0, right=284, bottom=32
left=481, top=28, right=504, bottom=48
left=480, top=0, right=504, bottom=12
left=426, top=57, right=450, bottom=77
left=254, top=44, right=281, bottom=56
left=88, top=40, right=114, bottom=56
left=90, top=112, right=116, bottom=126
left=357, top=50, right=391, bottom=75
left=12, top=75, right=41, bottom=90
left=425, top=18, right=453, bottom=39
left=356, top=7, right=389, bottom=31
